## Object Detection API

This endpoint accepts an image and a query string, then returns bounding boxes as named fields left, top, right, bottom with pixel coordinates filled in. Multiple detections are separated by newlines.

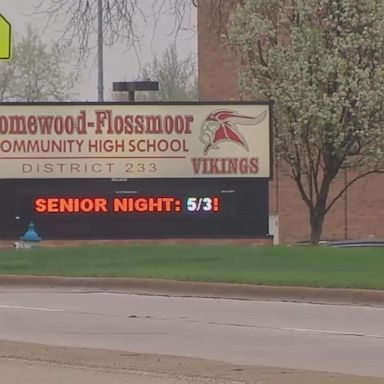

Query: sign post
left=0, top=14, right=11, bottom=60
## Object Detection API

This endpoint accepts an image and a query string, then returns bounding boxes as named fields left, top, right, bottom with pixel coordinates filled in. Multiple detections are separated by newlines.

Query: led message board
left=0, top=102, right=272, bottom=179
left=0, top=178, right=269, bottom=239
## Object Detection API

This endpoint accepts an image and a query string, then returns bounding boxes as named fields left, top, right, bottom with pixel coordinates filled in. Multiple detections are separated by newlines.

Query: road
left=0, top=287, right=384, bottom=379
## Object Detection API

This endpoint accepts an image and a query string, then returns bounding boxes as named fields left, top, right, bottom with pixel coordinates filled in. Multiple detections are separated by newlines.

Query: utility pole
left=97, top=0, right=104, bottom=102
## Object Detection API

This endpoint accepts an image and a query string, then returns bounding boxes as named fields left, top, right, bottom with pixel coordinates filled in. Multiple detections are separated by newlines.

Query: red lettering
left=34, top=198, right=108, bottom=213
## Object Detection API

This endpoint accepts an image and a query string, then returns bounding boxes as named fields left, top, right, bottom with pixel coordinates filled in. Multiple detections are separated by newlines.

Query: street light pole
left=97, top=0, right=104, bottom=102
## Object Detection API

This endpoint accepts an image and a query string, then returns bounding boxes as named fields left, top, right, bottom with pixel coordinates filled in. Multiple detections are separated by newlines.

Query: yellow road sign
left=0, top=14, right=11, bottom=60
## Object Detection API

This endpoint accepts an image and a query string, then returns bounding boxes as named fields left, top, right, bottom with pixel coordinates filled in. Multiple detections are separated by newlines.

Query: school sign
left=0, top=103, right=272, bottom=179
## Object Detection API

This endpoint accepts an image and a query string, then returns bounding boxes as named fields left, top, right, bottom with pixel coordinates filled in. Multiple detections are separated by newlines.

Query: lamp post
left=97, top=0, right=104, bottom=101
left=112, top=81, right=159, bottom=102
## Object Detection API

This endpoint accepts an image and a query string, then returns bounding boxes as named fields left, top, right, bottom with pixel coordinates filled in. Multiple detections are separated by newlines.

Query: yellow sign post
left=0, top=14, right=11, bottom=60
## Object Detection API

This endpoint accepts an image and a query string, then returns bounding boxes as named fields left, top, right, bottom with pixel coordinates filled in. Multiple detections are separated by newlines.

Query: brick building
left=197, top=0, right=384, bottom=243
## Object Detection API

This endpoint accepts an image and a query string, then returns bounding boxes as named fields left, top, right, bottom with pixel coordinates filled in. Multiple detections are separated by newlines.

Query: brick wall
left=198, top=0, right=239, bottom=101
left=198, top=0, right=384, bottom=243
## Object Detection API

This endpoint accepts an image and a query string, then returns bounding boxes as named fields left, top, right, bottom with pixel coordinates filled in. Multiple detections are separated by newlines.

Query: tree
left=228, top=0, right=384, bottom=244
left=36, top=0, right=196, bottom=57
left=0, top=26, right=77, bottom=102
left=35, top=0, right=197, bottom=100
left=112, top=43, right=197, bottom=101
left=138, top=43, right=197, bottom=101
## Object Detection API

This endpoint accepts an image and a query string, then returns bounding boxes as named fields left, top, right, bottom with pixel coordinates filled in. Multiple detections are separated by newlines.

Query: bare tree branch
left=33, top=0, right=196, bottom=63
left=325, top=169, right=384, bottom=214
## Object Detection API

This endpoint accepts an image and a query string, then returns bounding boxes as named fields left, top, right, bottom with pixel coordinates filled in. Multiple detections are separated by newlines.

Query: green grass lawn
left=0, top=244, right=383, bottom=289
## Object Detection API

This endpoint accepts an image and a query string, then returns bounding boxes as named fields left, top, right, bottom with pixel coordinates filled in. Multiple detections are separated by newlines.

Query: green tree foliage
left=0, top=26, right=77, bottom=101
left=229, top=0, right=384, bottom=244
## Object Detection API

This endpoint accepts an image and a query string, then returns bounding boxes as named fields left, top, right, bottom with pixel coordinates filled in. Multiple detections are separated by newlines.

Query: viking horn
left=229, top=110, right=267, bottom=126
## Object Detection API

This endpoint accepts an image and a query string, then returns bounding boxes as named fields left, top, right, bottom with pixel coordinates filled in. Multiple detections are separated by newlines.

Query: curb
left=1, top=275, right=384, bottom=307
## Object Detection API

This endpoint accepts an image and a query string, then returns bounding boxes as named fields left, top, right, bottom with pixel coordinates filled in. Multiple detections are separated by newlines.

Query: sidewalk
left=2, top=340, right=383, bottom=384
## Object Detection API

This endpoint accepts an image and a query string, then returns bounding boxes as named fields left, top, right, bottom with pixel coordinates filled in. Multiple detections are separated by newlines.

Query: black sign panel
left=0, top=178, right=269, bottom=239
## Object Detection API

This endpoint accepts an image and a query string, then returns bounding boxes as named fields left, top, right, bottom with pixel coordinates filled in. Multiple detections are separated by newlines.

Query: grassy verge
left=0, top=245, right=383, bottom=289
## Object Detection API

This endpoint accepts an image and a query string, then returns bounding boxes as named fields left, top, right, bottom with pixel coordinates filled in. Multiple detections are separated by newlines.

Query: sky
left=0, top=0, right=197, bottom=101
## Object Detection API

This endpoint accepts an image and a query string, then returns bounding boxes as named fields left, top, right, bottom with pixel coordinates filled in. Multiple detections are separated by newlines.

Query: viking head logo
left=199, top=109, right=267, bottom=155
